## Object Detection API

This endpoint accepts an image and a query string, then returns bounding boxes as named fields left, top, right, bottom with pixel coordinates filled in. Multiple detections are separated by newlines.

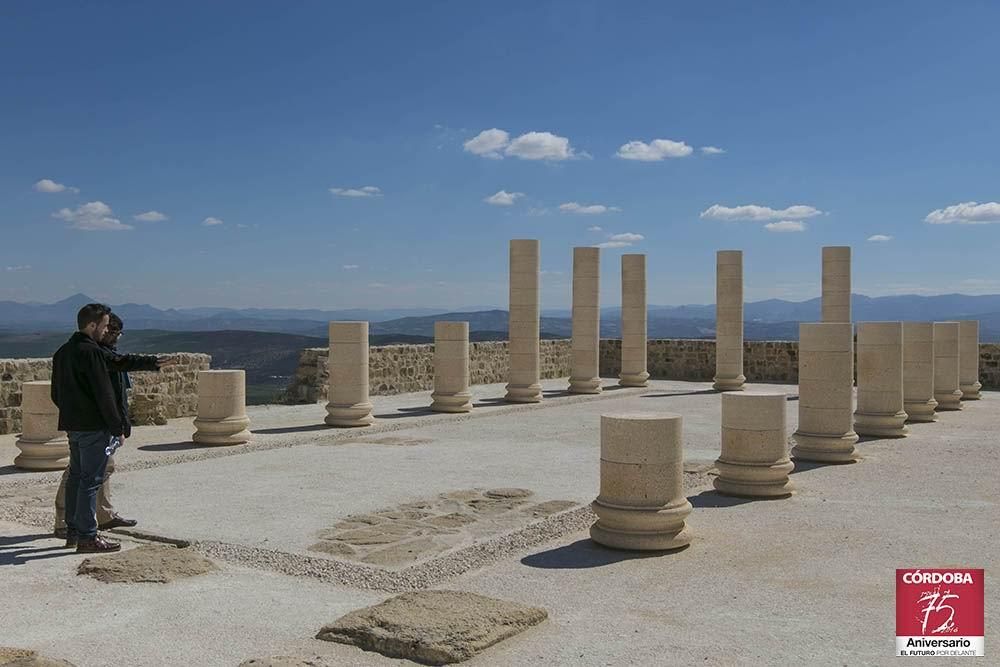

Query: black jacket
left=50, top=332, right=160, bottom=437
left=102, top=342, right=159, bottom=438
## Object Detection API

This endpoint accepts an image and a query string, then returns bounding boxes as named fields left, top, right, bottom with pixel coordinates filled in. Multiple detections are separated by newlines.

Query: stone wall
left=284, top=338, right=999, bottom=404
left=0, top=353, right=210, bottom=435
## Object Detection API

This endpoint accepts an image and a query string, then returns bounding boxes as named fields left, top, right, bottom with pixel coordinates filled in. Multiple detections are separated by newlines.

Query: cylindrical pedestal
left=569, top=247, right=601, bottom=394
left=791, top=322, right=860, bottom=463
left=714, top=392, right=793, bottom=497
left=933, top=322, right=963, bottom=411
left=959, top=320, right=982, bottom=400
left=591, top=413, right=691, bottom=551
left=505, top=239, right=543, bottom=403
left=821, top=246, right=851, bottom=323
left=903, top=322, right=938, bottom=423
left=431, top=321, right=472, bottom=413
left=325, top=321, right=375, bottom=426
left=192, top=370, right=252, bottom=445
left=854, top=322, right=908, bottom=437
left=14, top=381, right=69, bottom=470
left=619, top=254, right=649, bottom=387
left=713, top=250, right=746, bottom=392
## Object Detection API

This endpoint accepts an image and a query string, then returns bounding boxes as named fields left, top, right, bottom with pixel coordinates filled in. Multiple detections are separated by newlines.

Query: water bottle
left=106, top=435, right=122, bottom=456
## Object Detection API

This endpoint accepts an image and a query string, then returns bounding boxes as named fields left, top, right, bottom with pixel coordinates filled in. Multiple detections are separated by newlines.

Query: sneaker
left=76, top=535, right=121, bottom=553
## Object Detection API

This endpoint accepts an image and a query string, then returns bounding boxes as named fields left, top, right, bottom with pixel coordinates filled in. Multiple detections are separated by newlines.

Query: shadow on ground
left=137, top=441, right=221, bottom=452
left=688, top=489, right=791, bottom=508
left=0, top=532, right=73, bottom=566
left=640, top=389, right=719, bottom=398
left=251, top=424, right=332, bottom=435
left=521, top=538, right=683, bottom=569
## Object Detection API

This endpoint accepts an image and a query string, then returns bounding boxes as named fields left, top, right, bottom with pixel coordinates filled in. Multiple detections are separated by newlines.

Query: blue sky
left=2, top=1, right=998, bottom=309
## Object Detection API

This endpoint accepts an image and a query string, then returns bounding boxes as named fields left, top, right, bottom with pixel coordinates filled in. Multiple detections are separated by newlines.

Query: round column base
left=589, top=499, right=692, bottom=551
left=934, top=390, right=964, bottom=411
left=854, top=411, right=909, bottom=438
left=791, top=431, right=860, bottom=463
left=618, top=372, right=650, bottom=388
left=712, top=375, right=746, bottom=392
left=193, top=416, right=252, bottom=446
left=430, top=391, right=473, bottom=413
left=504, top=384, right=542, bottom=403
left=14, top=436, right=69, bottom=471
left=568, top=376, right=602, bottom=394
left=713, top=458, right=794, bottom=498
left=904, top=399, right=938, bottom=423
left=325, top=402, right=375, bottom=427
left=961, top=382, right=982, bottom=400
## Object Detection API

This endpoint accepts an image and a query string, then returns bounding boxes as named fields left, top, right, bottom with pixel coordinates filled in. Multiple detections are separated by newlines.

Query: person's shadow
left=0, top=533, right=75, bottom=566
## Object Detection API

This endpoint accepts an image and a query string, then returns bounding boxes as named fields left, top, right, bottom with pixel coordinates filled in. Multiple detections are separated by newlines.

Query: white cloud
left=700, top=146, right=725, bottom=155
left=526, top=207, right=550, bottom=216
left=330, top=186, right=382, bottom=198
left=700, top=204, right=823, bottom=222
left=342, top=264, right=359, bottom=270
left=924, top=201, right=1000, bottom=225
left=609, top=232, right=644, bottom=242
left=34, top=178, right=79, bottom=194
left=559, top=202, right=621, bottom=215
left=765, top=221, right=807, bottom=233
left=5, top=265, right=31, bottom=272
left=52, top=201, right=132, bottom=231
left=587, top=225, right=603, bottom=232
left=596, top=241, right=632, bottom=248
left=464, top=128, right=579, bottom=161
left=867, top=234, right=892, bottom=242
left=134, top=210, right=168, bottom=222
left=484, top=190, right=524, bottom=206
left=463, top=128, right=510, bottom=159
left=616, top=139, right=693, bottom=161
left=202, top=217, right=224, bottom=226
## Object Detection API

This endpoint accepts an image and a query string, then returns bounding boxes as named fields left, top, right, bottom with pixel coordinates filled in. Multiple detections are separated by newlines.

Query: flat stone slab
left=77, top=545, right=218, bottom=583
left=0, top=648, right=75, bottom=666
left=315, top=590, right=547, bottom=664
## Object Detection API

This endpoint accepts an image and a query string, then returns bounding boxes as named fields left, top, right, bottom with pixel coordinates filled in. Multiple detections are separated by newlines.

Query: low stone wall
left=0, top=353, right=210, bottom=435
left=284, top=339, right=1000, bottom=404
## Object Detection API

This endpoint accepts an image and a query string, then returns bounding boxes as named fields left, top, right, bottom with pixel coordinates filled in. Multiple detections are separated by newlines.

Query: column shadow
left=687, top=490, right=790, bottom=508
left=252, top=424, right=332, bottom=435
left=640, top=389, right=719, bottom=398
left=137, top=441, right=221, bottom=452
left=521, top=538, right=686, bottom=569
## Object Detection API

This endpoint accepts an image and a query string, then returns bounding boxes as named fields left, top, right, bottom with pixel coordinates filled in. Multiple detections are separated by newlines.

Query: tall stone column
left=791, top=322, right=860, bottom=463
left=325, top=321, right=375, bottom=426
left=903, top=322, right=938, bottom=423
left=853, top=322, right=908, bottom=438
left=821, top=246, right=851, bottom=322
left=431, top=321, right=472, bottom=413
left=959, top=320, right=982, bottom=400
left=591, top=413, right=692, bottom=551
left=569, top=246, right=601, bottom=394
left=505, top=239, right=543, bottom=403
left=713, top=250, right=746, bottom=392
left=714, top=392, right=793, bottom=497
left=192, top=370, right=252, bottom=445
left=619, top=253, right=649, bottom=387
left=933, top=321, right=963, bottom=411
left=14, top=381, right=69, bottom=470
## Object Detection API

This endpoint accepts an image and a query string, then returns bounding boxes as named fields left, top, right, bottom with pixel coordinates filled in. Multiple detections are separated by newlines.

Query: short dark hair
left=108, top=313, right=124, bottom=331
left=77, top=303, right=111, bottom=330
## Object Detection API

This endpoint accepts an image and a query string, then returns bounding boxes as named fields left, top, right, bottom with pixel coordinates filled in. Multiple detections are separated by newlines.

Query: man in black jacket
left=53, top=312, right=170, bottom=539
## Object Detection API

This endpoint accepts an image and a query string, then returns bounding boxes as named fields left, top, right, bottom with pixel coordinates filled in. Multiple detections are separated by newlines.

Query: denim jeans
left=64, top=430, right=112, bottom=539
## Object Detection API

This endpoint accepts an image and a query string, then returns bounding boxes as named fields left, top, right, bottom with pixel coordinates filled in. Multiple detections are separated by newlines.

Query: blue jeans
left=64, top=431, right=112, bottom=539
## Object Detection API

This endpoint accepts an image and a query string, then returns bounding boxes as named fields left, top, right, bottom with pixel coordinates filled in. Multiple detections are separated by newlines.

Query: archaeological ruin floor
left=1, top=379, right=997, bottom=665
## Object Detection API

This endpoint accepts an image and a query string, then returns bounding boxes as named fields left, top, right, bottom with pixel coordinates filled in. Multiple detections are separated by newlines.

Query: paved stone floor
left=0, top=378, right=996, bottom=666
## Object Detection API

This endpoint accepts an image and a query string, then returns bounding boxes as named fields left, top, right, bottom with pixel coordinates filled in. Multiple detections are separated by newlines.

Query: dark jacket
left=101, top=342, right=158, bottom=438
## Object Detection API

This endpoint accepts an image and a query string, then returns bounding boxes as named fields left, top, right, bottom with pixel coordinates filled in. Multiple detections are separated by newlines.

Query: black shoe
left=76, top=535, right=121, bottom=553
left=53, top=527, right=68, bottom=539
left=64, top=535, right=78, bottom=549
left=99, top=514, right=138, bottom=530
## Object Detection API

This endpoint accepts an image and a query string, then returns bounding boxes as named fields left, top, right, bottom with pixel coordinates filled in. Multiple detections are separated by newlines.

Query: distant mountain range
left=3, top=292, right=1000, bottom=341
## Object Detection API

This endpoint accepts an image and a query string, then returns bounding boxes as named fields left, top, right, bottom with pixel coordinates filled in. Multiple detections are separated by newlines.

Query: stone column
left=713, top=250, right=746, bottom=391
left=591, top=413, right=692, bottom=551
left=431, top=321, right=472, bottom=413
left=325, top=321, right=375, bottom=426
left=959, top=320, right=982, bottom=400
left=933, top=321, right=963, bottom=411
left=505, top=239, right=543, bottom=403
left=14, top=381, right=69, bottom=470
left=192, top=370, right=252, bottom=445
left=569, top=246, right=601, bottom=394
left=854, top=322, right=908, bottom=437
left=821, top=246, right=851, bottom=322
left=714, top=392, right=793, bottom=497
left=903, top=322, right=938, bottom=423
left=791, top=322, right=860, bottom=463
left=619, top=254, right=649, bottom=387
